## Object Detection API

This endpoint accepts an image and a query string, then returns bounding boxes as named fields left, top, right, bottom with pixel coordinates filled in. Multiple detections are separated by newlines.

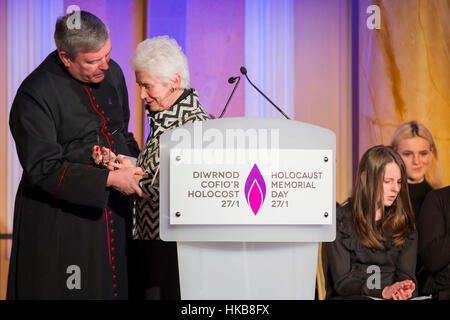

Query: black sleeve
left=326, top=230, right=364, bottom=297
left=10, top=89, right=110, bottom=209
left=419, top=190, right=450, bottom=274
left=395, top=231, right=418, bottom=296
left=326, top=217, right=383, bottom=298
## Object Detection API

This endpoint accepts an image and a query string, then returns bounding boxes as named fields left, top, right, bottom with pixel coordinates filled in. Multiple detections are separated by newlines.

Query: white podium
left=159, top=118, right=336, bottom=300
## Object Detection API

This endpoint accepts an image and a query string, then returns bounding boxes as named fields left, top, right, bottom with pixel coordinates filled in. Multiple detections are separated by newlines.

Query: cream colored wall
left=294, top=0, right=353, bottom=203
left=358, top=0, right=450, bottom=186
left=133, top=0, right=147, bottom=148
left=0, top=0, right=9, bottom=300
left=293, top=2, right=352, bottom=299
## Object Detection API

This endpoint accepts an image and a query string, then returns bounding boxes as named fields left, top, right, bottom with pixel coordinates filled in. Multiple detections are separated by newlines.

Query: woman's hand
left=382, top=280, right=415, bottom=300
left=102, top=154, right=150, bottom=199
left=106, top=155, right=136, bottom=170
left=106, top=166, right=145, bottom=197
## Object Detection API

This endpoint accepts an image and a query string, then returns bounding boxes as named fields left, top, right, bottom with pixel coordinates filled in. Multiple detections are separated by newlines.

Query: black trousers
left=128, top=240, right=180, bottom=300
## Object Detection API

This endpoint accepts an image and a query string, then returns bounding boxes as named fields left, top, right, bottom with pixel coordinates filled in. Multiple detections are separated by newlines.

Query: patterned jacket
left=133, top=89, right=212, bottom=240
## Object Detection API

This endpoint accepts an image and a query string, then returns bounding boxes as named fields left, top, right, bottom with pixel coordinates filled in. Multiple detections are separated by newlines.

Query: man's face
left=59, top=38, right=111, bottom=83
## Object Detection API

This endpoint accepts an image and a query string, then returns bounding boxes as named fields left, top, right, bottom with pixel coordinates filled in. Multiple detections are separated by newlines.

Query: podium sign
left=169, top=149, right=332, bottom=225
left=159, top=118, right=336, bottom=299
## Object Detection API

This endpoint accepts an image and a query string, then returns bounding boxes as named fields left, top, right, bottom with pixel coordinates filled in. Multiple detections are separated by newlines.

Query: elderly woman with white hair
left=94, top=36, right=211, bottom=299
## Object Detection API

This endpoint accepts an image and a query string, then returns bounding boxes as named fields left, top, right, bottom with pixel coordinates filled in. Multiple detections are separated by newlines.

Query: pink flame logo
left=245, top=164, right=266, bottom=215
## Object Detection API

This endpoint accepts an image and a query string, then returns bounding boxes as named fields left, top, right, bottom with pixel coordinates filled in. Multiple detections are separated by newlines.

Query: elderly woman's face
left=135, top=71, right=176, bottom=112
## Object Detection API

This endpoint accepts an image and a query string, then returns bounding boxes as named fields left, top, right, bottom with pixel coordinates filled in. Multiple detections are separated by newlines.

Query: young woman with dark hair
left=326, top=145, right=417, bottom=300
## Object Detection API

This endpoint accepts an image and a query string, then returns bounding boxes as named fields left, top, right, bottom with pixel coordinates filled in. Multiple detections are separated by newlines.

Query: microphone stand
left=240, top=66, right=290, bottom=120
left=218, top=76, right=241, bottom=118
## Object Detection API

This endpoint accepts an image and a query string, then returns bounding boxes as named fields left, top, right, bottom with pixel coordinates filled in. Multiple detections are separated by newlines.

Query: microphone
left=228, top=76, right=239, bottom=84
left=240, top=66, right=290, bottom=120
left=218, top=75, right=241, bottom=118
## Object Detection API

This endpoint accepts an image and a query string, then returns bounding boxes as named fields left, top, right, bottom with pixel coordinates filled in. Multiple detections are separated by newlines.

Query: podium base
left=177, top=242, right=318, bottom=300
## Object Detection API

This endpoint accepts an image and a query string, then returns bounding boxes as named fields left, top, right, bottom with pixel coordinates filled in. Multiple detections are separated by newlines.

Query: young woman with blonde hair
left=390, top=120, right=442, bottom=217
left=390, top=121, right=442, bottom=295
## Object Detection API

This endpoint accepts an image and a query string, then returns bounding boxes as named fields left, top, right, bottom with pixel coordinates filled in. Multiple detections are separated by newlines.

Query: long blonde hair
left=390, top=120, right=442, bottom=189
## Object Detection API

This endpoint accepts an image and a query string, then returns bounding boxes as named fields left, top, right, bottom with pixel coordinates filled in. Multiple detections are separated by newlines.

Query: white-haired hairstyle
left=131, top=36, right=190, bottom=89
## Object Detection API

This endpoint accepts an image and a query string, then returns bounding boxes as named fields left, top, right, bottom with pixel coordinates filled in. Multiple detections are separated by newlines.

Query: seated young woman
left=418, top=186, right=450, bottom=300
left=326, top=145, right=417, bottom=300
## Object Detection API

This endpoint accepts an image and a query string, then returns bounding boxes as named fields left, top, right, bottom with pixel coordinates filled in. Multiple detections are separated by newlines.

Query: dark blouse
left=326, top=203, right=418, bottom=299
left=418, top=186, right=450, bottom=299
left=408, top=179, right=432, bottom=295
left=409, top=180, right=433, bottom=219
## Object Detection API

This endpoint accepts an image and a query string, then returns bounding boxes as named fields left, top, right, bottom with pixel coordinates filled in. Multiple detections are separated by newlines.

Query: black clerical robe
left=7, top=51, right=140, bottom=299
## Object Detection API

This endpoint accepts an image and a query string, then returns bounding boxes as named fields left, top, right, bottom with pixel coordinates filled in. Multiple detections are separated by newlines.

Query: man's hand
left=91, top=145, right=117, bottom=168
left=106, top=166, right=146, bottom=198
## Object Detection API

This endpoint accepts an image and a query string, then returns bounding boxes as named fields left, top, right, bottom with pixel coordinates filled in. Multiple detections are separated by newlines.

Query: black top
left=408, top=179, right=432, bottom=295
left=409, top=180, right=433, bottom=219
left=7, top=51, right=140, bottom=299
left=326, top=202, right=418, bottom=299
left=418, top=186, right=450, bottom=299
